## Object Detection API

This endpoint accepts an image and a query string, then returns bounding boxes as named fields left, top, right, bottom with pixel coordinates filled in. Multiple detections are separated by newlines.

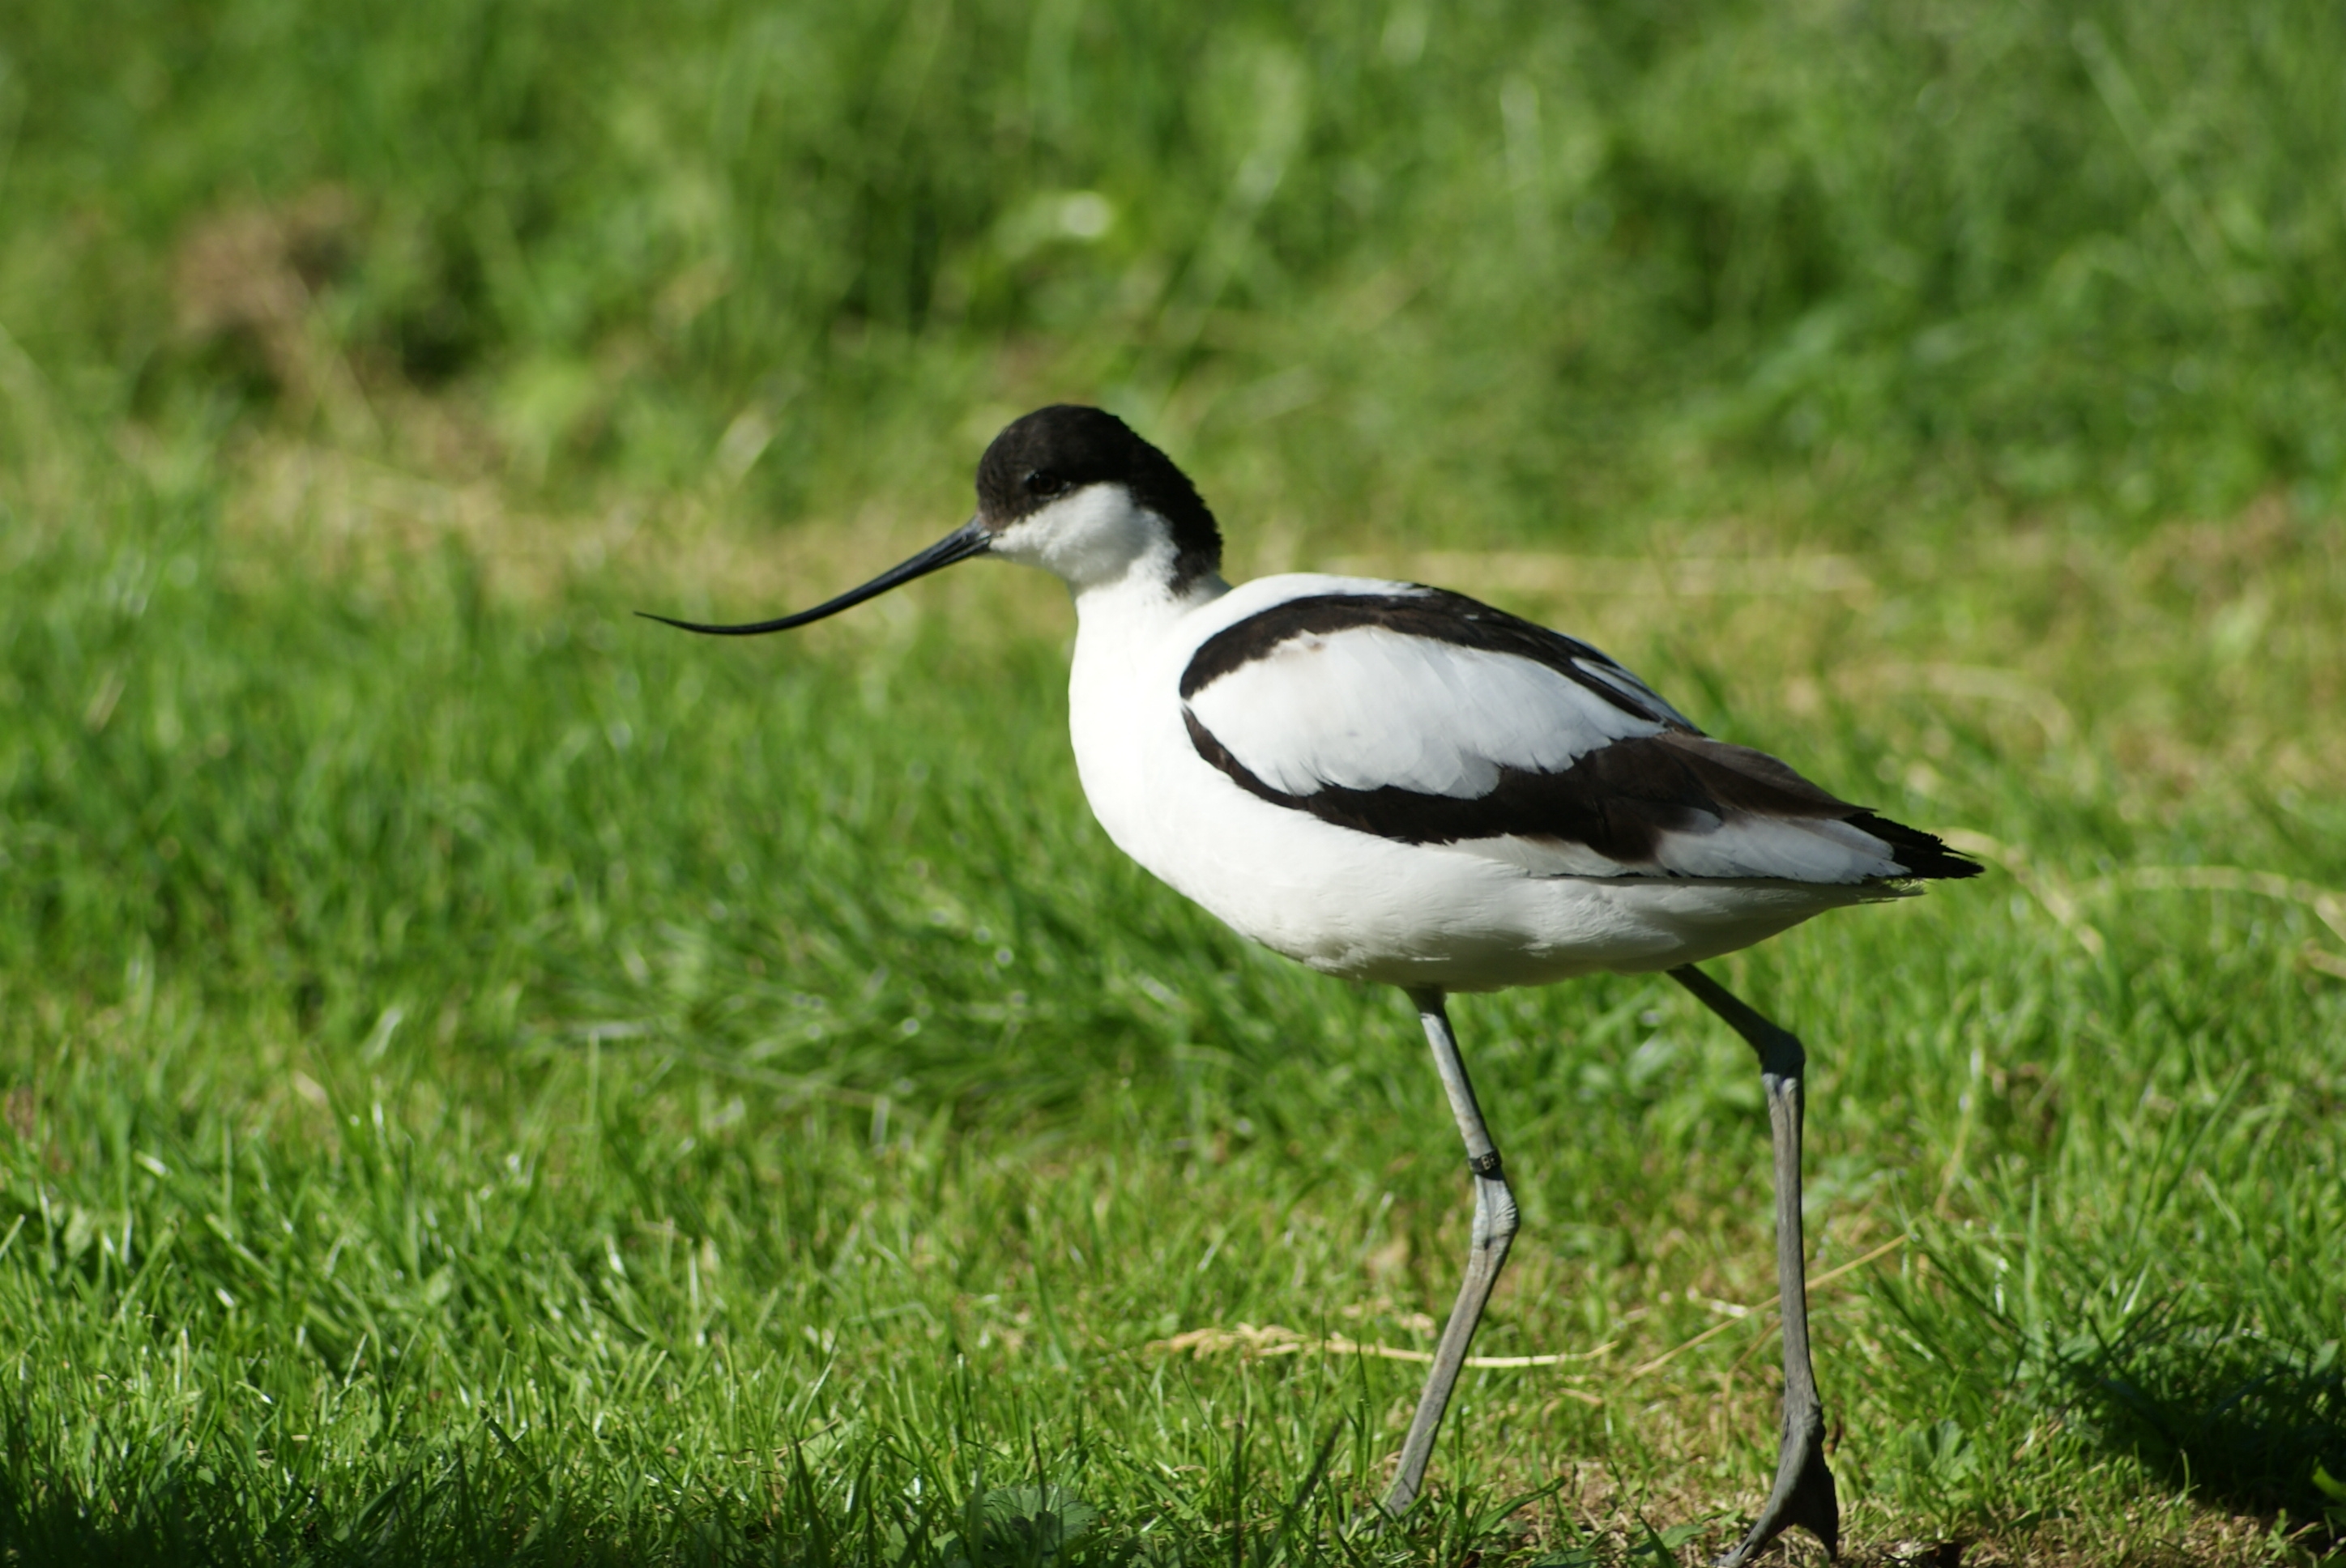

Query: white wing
left=1177, top=590, right=1966, bottom=885
left=1184, top=624, right=1670, bottom=799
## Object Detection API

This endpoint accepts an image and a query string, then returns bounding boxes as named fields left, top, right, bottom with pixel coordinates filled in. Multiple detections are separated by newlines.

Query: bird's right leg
left=1671, top=963, right=1838, bottom=1567
left=1380, top=987, right=1521, bottom=1518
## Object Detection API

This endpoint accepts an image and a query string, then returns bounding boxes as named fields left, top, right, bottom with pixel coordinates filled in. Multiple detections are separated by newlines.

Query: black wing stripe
left=1179, top=590, right=1696, bottom=731
left=1184, top=714, right=1981, bottom=881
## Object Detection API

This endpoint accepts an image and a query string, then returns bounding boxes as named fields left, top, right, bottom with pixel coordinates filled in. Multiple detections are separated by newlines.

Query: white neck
left=1070, top=558, right=1228, bottom=628
left=1067, top=554, right=1229, bottom=710
left=987, top=479, right=1231, bottom=861
left=1062, top=557, right=1226, bottom=878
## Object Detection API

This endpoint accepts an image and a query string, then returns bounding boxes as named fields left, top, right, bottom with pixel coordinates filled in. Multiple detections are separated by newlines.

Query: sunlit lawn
left=3, top=424, right=2341, bottom=1562
left=5, top=0, right=2345, bottom=1560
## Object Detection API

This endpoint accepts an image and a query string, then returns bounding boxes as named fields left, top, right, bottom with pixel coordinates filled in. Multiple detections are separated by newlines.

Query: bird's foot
left=1713, top=1420, right=1837, bottom=1567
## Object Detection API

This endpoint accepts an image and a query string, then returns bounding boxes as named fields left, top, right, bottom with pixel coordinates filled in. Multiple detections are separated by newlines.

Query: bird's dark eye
left=1022, top=470, right=1069, bottom=499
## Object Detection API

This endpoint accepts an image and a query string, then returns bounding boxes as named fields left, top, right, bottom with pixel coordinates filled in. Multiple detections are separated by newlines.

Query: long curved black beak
left=638, top=518, right=993, bottom=636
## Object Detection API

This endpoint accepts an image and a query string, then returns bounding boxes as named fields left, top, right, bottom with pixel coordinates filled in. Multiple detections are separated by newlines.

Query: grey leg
left=1380, top=987, right=1521, bottom=1517
left=1670, top=964, right=1839, bottom=1566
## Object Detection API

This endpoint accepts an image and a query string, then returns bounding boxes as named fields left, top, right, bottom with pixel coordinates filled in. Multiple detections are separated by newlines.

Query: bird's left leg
left=1380, top=987, right=1521, bottom=1518
left=1670, top=964, right=1838, bottom=1566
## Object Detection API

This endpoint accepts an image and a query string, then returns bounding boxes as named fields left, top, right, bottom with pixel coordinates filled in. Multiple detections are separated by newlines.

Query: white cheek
left=988, top=518, right=1050, bottom=566
left=984, top=487, right=1171, bottom=589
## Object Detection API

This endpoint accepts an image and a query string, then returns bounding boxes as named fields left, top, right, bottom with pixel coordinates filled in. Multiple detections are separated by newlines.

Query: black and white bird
left=648, top=404, right=1978, bottom=1567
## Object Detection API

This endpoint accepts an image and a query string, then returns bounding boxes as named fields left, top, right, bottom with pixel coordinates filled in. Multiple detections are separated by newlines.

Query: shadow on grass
left=0, top=1479, right=1109, bottom=1568
left=2067, top=1319, right=2346, bottom=1532
left=1885, top=1238, right=2346, bottom=1547
left=0, top=1417, right=1405, bottom=1568
left=0, top=1444, right=633, bottom=1568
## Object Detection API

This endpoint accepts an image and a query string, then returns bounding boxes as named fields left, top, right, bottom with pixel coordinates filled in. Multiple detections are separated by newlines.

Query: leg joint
left=1473, top=1174, right=1521, bottom=1251
left=1757, top=1027, right=1805, bottom=1080
left=1474, top=1199, right=1519, bottom=1251
left=1670, top=964, right=1807, bottom=1077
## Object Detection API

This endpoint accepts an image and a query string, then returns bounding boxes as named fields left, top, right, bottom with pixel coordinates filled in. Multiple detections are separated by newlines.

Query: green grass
left=6, top=0, right=2346, bottom=532
left=4, top=431, right=2343, bottom=1563
left=4, top=0, right=2346, bottom=1562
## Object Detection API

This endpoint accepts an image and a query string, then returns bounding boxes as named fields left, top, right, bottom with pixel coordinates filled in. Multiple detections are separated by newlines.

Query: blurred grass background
left=2, top=1, right=2344, bottom=1564
left=6, top=0, right=2344, bottom=530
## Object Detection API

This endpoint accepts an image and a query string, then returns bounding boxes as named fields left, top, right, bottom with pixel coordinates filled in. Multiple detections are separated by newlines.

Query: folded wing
left=1180, top=589, right=1977, bottom=884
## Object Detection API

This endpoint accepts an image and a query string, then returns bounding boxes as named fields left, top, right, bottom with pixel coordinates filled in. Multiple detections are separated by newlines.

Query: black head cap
left=976, top=405, right=1223, bottom=590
